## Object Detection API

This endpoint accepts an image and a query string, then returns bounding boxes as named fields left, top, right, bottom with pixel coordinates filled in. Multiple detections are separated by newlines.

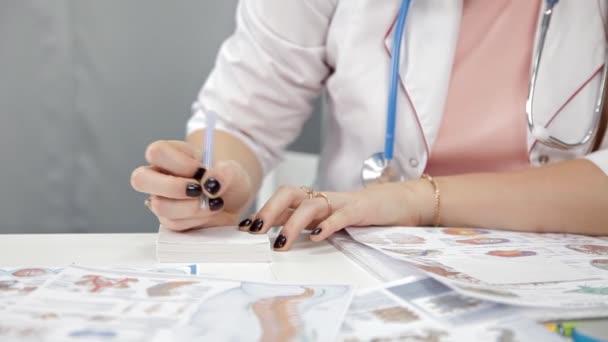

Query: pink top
left=425, top=0, right=541, bottom=176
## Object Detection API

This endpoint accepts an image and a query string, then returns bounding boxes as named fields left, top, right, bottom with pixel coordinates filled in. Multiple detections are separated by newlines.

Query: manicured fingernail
left=273, top=234, right=287, bottom=249
left=193, top=167, right=206, bottom=180
left=203, top=177, right=221, bottom=195
left=239, top=218, right=252, bottom=227
left=186, top=183, right=203, bottom=197
left=249, top=219, right=264, bottom=232
left=208, top=197, right=224, bottom=211
left=311, top=228, right=323, bottom=235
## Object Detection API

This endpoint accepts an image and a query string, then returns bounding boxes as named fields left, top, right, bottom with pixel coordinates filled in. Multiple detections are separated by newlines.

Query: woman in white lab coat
left=131, top=1, right=608, bottom=250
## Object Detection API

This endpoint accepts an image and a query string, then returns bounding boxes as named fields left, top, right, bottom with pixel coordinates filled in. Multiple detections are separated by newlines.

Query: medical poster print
left=338, top=278, right=563, bottom=342
left=0, top=268, right=61, bottom=309
left=0, top=266, right=354, bottom=342
left=9, top=266, right=239, bottom=330
left=0, top=265, right=196, bottom=309
left=170, top=281, right=353, bottom=342
left=0, top=265, right=206, bottom=342
left=346, top=226, right=608, bottom=308
left=0, top=315, right=157, bottom=342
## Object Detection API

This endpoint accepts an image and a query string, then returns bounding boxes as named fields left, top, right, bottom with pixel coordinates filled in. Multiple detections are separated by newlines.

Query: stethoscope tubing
left=524, top=0, right=604, bottom=150
left=384, top=0, right=411, bottom=161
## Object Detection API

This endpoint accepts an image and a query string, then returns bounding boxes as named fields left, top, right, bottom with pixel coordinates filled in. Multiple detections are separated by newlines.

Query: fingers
left=309, top=207, right=356, bottom=242
left=238, top=209, right=294, bottom=232
left=246, top=185, right=310, bottom=234
left=272, top=197, right=331, bottom=251
left=198, top=160, right=239, bottom=199
left=159, top=211, right=238, bottom=232
left=131, top=166, right=204, bottom=200
left=148, top=196, right=223, bottom=220
left=159, top=217, right=205, bottom=232
left=145, top=140, right=204, bottom=179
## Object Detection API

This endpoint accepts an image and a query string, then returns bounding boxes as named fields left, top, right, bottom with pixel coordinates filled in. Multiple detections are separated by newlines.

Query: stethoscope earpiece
left=531, top=126, right=551, bottom=142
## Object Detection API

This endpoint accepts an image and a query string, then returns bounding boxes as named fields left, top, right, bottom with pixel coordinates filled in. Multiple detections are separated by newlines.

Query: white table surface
left=0, top=232, right=380, bottom=288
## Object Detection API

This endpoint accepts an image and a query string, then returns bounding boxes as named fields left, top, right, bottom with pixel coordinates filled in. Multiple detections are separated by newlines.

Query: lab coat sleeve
left=187, top=0, right=336, bottom=174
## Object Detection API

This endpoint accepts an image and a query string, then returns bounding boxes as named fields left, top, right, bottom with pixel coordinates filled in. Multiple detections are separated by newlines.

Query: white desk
left=0, top=233, right=380, bottom=288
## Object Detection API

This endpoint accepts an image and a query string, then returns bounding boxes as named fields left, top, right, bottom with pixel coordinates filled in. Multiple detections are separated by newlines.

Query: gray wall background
left=0, top=1, right=321, bottom=234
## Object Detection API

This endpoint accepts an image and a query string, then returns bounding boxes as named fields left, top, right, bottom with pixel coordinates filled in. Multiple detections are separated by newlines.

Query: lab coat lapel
left=384, top=0, right=462, bottom=153
left=527, top=0, right=606, bottom=151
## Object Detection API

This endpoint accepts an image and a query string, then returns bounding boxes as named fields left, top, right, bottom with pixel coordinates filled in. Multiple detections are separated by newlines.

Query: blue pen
left=200, top=111, right=216, bottom=208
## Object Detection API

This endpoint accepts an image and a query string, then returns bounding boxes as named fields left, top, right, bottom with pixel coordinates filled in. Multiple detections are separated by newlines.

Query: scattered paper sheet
left=440, top=258, right=589, bottom=285
left=0, top=264, right=580, bottom=341
left=339, top=277, right=565, bottom=342
left=346, top=227, right=608, bottom=308
left=330, top=233, right=608, bottom=320
left=0, top=265, right=196, bottom=309
left=0, top=266, right=353, bottom=342
left=0, top=267, right=61, bottom=309
left=169, top=282, right=353, bottom=341
left=328, top=232, right=426, bottom=282
left=13, top=266, right=239, bottom=329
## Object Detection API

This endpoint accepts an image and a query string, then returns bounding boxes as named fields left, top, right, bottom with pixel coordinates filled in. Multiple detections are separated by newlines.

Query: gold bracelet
left=421, top=174, right=441, bottom=227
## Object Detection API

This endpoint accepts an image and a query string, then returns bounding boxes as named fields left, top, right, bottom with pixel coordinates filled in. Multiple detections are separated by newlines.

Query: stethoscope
left=362, top=0, right=608, bottom=186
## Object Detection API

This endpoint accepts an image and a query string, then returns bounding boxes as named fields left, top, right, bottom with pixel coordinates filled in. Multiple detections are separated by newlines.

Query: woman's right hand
left=130, top=140, right=254, bottom=231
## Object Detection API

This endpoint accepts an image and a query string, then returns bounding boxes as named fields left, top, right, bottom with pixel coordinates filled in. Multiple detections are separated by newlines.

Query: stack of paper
left=156, top=226, right=272, bottom=263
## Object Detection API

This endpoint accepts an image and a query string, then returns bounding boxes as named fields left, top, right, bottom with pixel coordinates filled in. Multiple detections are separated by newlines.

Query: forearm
left=187, top=129, right=263, bottom=198
left=410, top=159, right=608, bottom=235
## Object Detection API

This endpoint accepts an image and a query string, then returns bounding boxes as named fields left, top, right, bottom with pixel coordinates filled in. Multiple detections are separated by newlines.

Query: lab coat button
left=409, top=158, right=419, bottom=168
left=538, top=155, right=550, bottom=164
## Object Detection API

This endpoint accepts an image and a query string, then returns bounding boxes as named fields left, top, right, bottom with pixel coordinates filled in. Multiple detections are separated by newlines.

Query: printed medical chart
left=0, top=267, right=61, bottom=309
left=0, top=265, right=198, bottom=342
left=347, top=226, right=608, bottom=308
left=0, top=266, right=354, bottom=342
left=169, top=281, right=354, bottom=342
left=338, top=277, right=565, bottom=342
left=331, top=233, right=608, bottom=321
left=0, top=265, right=195, bottom=308
left=11, top=266, right=239, bottom=329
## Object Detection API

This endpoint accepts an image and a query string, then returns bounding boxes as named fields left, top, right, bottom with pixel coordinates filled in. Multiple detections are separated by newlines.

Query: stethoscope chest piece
left=361, top=0, right=411, bottom=187
left=361, top=152, right=404, bottom=187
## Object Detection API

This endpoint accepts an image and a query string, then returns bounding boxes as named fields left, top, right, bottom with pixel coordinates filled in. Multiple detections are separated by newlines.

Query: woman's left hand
left=241, top=182, right=433, bottom=251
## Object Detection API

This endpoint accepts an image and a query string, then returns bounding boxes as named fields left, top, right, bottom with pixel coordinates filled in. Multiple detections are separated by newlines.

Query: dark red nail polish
left=249, top=219, right=264, bottom=232
left=273, top=234, right=287, bottom=249
left=193, top=167, right=206, bottom=180
left=204, top=177, right=221, bottom=195
left=208, top=197, right=224, bottom=211
left=186, top=183, right=203, bottom=197
left=239, top=218, right=253, bottom=227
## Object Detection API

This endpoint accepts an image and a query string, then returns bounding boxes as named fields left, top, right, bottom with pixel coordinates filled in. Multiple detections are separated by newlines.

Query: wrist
left=400, top=178, right=437, bottom=226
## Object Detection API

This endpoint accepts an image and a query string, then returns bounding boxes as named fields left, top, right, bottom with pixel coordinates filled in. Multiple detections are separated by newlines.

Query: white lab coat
left=188, top=0, right=608, bottom=191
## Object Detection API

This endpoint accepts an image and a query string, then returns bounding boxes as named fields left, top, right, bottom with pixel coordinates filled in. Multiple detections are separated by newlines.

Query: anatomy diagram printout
left=347, top=226, right=608, bottom=309
left=0, top=266, right=353, bottom=341
left=339, top=277, right=563, bottom=342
